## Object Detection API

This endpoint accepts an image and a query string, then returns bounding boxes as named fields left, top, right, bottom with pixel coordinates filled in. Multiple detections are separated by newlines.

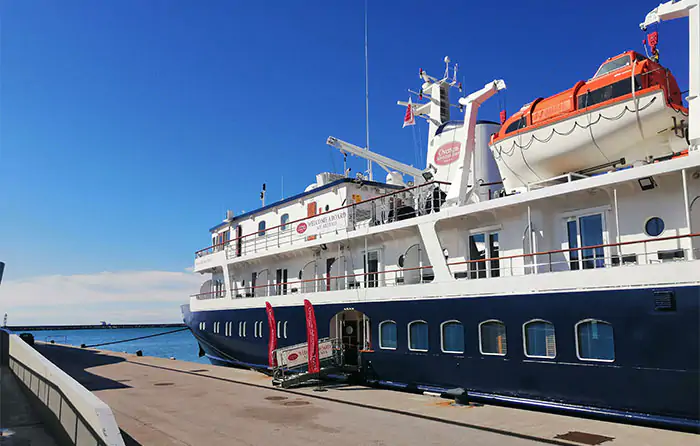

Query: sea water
left=25, top=327, right=208, bottom=364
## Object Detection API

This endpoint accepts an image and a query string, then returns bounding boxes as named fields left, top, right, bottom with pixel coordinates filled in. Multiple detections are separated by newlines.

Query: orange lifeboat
left=489, top=51, right=689, bottom=193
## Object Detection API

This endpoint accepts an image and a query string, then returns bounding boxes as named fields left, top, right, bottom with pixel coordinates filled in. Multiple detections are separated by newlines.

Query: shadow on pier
left=35, top=343, right=133, bottom=392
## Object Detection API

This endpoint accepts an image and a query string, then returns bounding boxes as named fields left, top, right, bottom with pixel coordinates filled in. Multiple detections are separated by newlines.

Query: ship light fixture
left=638, top=176, right=657, bottom=191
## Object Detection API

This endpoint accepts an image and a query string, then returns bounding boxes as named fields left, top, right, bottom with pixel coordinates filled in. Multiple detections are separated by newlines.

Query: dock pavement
left=34, top=343, right=698, bottom=446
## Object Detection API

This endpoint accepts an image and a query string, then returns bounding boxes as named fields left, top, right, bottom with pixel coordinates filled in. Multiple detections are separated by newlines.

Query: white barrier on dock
left=6, top=332, right=125, bottom=446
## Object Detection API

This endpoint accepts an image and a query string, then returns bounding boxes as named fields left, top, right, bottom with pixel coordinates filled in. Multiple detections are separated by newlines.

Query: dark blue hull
left=182, top=285, right=700, bottom=430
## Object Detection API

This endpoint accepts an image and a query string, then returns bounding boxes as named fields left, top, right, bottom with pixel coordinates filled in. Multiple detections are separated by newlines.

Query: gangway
left=271, top=337, right=344, bottom=389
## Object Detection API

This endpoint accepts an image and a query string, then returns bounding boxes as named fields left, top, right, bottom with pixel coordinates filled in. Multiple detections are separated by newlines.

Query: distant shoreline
left=5, top=323, right=187, bottom=331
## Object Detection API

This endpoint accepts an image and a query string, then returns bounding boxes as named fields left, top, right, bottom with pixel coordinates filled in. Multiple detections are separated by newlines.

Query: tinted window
left=594, top=56, right=630, bottom=78
left=524, top=320, right=556, bottom=358
left=578, top=76, right=642, bottom=109
left=258, top=221, right=266, bottom=237
left=577, top=320, right=614, bottom=361
left=408, top=321, right=429, bottom=351
left=504, top=116, right=527, bottom=135
left=379, top=321, right=397, bottom=349
left=441, top=321, right=464, bottom=353
left=280, top=214, right=290, bottom=231
left=480, top=320, right=507, bottom=355
left=567, top=214, right=605, bottom=270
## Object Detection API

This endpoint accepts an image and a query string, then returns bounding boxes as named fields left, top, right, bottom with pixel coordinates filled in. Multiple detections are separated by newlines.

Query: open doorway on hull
left=330, top=310, right=370, bottom=370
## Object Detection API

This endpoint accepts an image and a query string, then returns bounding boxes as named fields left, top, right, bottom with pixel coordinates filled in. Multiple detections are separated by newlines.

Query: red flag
left=403, top=97, right=415, bottom=128
left=303, top=299, right=320, bottom=374
left=647, top=31, right=659, bottom=52
left=499, top=110, right=507, bottom=125
left=265, top=302, right=277, bottom=368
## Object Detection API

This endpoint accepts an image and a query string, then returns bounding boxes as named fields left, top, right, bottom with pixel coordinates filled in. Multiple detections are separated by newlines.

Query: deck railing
left=447, top=232, right=699, bottom=278
left=190, top=233, right=699, bottom=300
left=193, top=289, right=227, bottom=300
left=194, top=181, right=451, bottom=261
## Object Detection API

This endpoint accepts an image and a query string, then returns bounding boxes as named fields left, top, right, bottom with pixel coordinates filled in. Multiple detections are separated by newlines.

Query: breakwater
left=5, top=323, right=186, bottom=331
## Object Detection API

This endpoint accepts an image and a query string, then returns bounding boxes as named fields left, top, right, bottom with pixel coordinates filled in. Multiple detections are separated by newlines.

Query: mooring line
left=81, top=327, right=189, bottom=348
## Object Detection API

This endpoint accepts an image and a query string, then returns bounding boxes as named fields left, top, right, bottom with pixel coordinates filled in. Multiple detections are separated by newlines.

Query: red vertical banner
left=304, top=299, right=320, bottom=373
left=265, top=302, right=277, bottom=368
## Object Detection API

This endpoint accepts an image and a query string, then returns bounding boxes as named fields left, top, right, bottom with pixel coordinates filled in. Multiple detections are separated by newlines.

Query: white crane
left=444, top=79, right=507, bottom=206
left=641, top=0, right=700, bottom=152
left=326, top=136, right=426, bottom=185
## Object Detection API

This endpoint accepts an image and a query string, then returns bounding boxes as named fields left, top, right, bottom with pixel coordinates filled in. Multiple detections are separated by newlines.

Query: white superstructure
left=191, top=35, right=700, bottom=311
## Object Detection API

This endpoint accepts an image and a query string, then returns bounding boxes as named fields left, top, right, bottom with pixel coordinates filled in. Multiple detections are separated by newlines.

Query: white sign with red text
left=295, top=210, right=348, bottom=237
left=276, top=339, right=334, bottom=369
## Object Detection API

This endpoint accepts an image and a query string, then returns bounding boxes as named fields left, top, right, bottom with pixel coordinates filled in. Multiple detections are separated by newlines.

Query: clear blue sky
left=0, top=0, right=691, bottom=281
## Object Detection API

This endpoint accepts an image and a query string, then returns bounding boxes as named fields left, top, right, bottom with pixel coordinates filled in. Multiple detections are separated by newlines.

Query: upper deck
left=194, top=179, right=451, bottom=273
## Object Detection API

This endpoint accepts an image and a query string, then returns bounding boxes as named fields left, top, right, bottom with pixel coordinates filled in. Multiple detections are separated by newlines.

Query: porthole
left=644, top=217, right=665, bottom=237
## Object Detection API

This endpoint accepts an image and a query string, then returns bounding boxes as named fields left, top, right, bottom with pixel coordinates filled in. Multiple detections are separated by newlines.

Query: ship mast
left=364, top=0, right=373, bottom=181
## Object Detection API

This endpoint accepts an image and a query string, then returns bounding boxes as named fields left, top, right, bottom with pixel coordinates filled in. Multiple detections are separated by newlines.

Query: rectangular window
left=275, top=269, right=288, bottom=296
left=577, top=320, right=615, bottom=362
left=364, top=250, right=379, bottom=288
left=235, top=225, right=242, bottom=257
left=524, top=321, right=556, bottom=358
left=213, top=279, right=225, bottom=297
left=325, top=258, right=336, bottom=291
left=567, top=220, right=580, bottom=270
left=379, top=321, right=397, bottom=350
left=504, top=116, right=527, bottom=135
left=251, top=272, right=257, bottom=297
left=566, top=213, right=605, bottom=270
left=592, top=55, right=631, bottom=79
left=307, top=202, right=317, bottom=241
left=408, top=321, right=429, bottom=352
left=441, top=322, right=464, bottom=354
left=468, top=231, right=500, bottom=279
left=480, top=321, right=507, bottom=356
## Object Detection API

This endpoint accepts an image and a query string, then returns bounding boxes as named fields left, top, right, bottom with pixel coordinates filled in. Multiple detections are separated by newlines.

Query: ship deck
left=32, top=342, right=698, bottom=446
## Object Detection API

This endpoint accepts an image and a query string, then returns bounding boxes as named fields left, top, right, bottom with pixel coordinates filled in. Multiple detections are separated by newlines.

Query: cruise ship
left=182, top=1, right=700, bottom=430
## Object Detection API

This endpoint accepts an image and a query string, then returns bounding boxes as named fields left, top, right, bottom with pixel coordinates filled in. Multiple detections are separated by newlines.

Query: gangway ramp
left=271, top=337, right=344, bottom=388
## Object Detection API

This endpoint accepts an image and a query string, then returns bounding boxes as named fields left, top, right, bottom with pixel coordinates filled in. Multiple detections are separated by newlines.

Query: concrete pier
left=36, top=343, right=698, bottom=446
left=0, top=366, right=58, bottom=446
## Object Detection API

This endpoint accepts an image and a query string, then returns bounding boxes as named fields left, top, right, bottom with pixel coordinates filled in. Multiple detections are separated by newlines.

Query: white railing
left=192, top=289, right=227, bottom=300
left=218, top=233, right=699, bottom=299
left=194, top=181, right=452, bottom=261
left=447, top=233, right=700, bottom=278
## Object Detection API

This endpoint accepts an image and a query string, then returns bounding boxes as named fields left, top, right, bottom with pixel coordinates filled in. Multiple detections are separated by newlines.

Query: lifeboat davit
left=489, top=51, right=689, bottom=193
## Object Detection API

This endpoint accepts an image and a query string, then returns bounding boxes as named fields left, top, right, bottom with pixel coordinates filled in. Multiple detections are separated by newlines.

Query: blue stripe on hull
left=182, top=285, right=700, bottom=429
